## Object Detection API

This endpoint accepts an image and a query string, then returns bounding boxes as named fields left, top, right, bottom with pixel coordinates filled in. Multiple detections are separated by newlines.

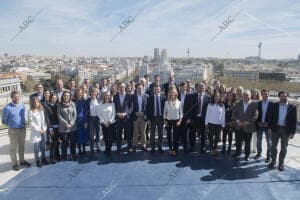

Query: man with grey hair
left=232, top=90, right=258, bottom=161
left=139, top=78, right=147, bottom=93
left=236, top=86, right=244, bottom=101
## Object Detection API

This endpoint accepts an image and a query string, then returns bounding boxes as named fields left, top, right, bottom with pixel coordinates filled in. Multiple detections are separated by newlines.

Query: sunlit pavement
left=0, top=129, right=299, bottom=200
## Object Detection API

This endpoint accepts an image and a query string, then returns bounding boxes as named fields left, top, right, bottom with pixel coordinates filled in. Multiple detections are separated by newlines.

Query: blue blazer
left=132, top=93, right=149, bottom=121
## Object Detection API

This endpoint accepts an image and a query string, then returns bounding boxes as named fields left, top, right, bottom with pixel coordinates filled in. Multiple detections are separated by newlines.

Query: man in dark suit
left=178, top=82, right=191, bottom=153
left=268, top=91, right=297, bottom=171
left=146, top=84, right=166, bottom=153
left=53, top=79, right=68, bottom=102
left=29, top=83, right=44, bottom=102
left=254, top=89, right=274, bottom=162
left=148, top=74, right=162, bottom=96
left=132, top=84, right=149, bottom=151
left=163, top=74, right=178, bottom=95
left=114, top=82, right=133, bottom=152
left=185, top=83, right=210, bottom=153
left=232, top=90, right=258, bottom=161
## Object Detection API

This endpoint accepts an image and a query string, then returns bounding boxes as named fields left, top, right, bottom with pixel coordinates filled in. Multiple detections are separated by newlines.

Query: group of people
left=2, top=75, right=297, bottom=172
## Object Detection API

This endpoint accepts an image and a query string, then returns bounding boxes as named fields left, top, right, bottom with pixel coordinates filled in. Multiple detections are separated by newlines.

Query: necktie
left=156, top=96, right=160, bottom=116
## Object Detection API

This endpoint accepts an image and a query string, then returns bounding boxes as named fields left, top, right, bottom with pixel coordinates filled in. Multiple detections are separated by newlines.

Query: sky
left=0, top=0, right=300, bottom=59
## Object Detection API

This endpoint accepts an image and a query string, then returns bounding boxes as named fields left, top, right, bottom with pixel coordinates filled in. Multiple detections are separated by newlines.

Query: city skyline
left=1, top=0, right=300, bottom=59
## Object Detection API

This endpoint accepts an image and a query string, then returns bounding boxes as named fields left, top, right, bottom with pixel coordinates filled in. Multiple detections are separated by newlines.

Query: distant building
left=139, top=64, right=149, bottom=80
left=224, top=69, right=259, bottom=80
left=0, top=78, right=21, bottom=97
left=154, top=48, right=160, bottom=61
left=174, top=65, right=208, bottom=83
left=143, top=56, right=150, bottom=64
left=161, top=49, right=168, bottom=65
left=298, top=54, right=300, bottom=63
left=0, top=72, right=27, bottom=82
left=259, top=72, right=286, bottom=81
left=27, top=72, right=51, bottom=81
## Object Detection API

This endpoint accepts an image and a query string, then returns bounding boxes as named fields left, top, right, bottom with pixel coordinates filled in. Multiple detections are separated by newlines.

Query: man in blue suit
left=132, top=84, right=149, bottom=151
left=146, top=84, right=166, bottom=153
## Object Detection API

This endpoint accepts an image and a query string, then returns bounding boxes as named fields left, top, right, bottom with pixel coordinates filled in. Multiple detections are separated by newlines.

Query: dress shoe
left=254, top=154, right=261, bottom=160
left=268, top=160, right=276, bottom=169
left=227, top=149, right=231, bottom=155
left=200, top=148, right=206, bottom=154
left=142, top=146, right=148, bottom=152
left=150, top=149, right=155, bottom=154
left=244, top=157, right=250, bottom=161
left=20, top=161, right=31, bottom=167
left=50, top=159, right=56, bottom=164
left=221, top=148, right=226, bottom=155
left=232, top=153, right=241, bottom=159
left=36, top=161, right=42, bottom=167
left=41, top=158, right=49, bottom=165
left=184, top=149, right=189, bottom=154
left=158, top=148, right=163, bottom=154
left=12, top=165, right=20, bottom=171
left=278, top=164, right=285, bottom=171
left=265, top=156, right=270, bottom=163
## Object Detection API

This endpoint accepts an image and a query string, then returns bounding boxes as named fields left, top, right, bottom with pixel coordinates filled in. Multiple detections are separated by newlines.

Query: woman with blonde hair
left=28, top=95, right=48, bottom=167
left=97, top=91, right=116, bottom=155
left=164, top=88, right=183, bottom=156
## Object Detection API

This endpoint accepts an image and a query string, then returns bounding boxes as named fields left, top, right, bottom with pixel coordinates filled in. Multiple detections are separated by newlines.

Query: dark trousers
left=61, top=131, right=76, bottom=160
left=50, top=128, right=60, bottom=160
left=150, top=117, right=164, bottom=150
left=235, top=129, right=253, bottom=157
left=116, top=118, right=132, bottom=149
left=166, top=120, right=180, bottom=151
left=89, top=116, right=100, bottom=152
left=101, top=123, right=115, bottom=151
left=271, top=127, right=289, bottom=165
left=181, top=121, right=194, bottom=150
left=194, top=117, right=206, bottom=149
left=222, top=126, right=233, bottom=150
left=208, top=123, right=222, bottom=150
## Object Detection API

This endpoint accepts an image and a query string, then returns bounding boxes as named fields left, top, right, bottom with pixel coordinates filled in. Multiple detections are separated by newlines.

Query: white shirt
left=278, top=102, right=288, bottom=126
left=28, top=109, right=47, bottom=143
left=197, top=93, right=204, bottom=117
left=205, top=103, right=225, bottom=127
left=119, top=93, right=125, bottom=106
left=90, top=99, right=99, bottom=117
left=163, top=100, right=183, bottom=120
left=98, top=102, right=116, bottom=124
left=137, top=94, right=143, bottom=113
left=243, top=101, right=250, bottom=114
left=261, top=100, right=269, bottom=123
left=180, top=93, right=186, bottom=113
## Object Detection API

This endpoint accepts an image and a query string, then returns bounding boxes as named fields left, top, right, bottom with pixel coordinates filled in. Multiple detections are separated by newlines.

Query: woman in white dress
left=28, top=95, right=48, bottom=167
